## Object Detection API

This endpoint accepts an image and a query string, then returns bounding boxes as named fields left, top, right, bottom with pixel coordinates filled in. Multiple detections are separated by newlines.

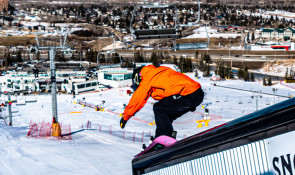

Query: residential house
left=261, top=28, right=295, bottom=40
left=272, top=29, right=285, bottom=39
left=284, top=27, right=295, bottom=39
left=262, top=29, right=274, bottom=38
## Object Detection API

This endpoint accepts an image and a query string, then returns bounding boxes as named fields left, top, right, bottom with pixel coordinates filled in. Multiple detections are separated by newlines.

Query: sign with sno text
left=267, top=130, right=295, bottom=175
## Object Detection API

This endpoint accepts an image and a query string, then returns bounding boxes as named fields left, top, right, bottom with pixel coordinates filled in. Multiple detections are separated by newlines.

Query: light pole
left=97, top=53, right=100, bottom=70
left=272, top=88, right=278, bottom=104
left=229, top=38, right=233, bottom=70
left=49, top=48, right=58, bottom=123
left=33, top=30, right=74, bottom=137
left=8, top=94, right=12, bottom=126
left=251, top=90, right=262, bottom=111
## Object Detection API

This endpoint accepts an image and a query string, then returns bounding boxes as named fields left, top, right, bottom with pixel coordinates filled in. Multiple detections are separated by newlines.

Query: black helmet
left=131, top=66, right=143, bottom=90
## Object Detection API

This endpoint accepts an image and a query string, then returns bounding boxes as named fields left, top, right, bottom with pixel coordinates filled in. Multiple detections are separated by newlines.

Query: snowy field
left=245, top=10, right=295, bottom=21
left=185, top=27, right=241, bottom=39
left=1, top=73, right=295, bottom=175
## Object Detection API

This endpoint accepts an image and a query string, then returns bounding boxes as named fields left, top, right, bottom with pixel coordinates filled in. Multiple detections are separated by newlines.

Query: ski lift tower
left=33, top=28, right=75, bottom=137
left=97, top=32, right=122, bottom=69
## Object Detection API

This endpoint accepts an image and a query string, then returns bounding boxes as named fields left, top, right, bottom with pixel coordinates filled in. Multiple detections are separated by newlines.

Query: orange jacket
left=123, top=65, right=201, bottom=121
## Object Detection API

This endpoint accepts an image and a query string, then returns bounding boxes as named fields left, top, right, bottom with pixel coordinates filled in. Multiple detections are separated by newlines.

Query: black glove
left=120, top=117, right=127, bottom=129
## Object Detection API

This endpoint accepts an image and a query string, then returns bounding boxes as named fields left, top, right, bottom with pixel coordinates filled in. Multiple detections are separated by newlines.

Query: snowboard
left=134, top=135, right=177, bottom=158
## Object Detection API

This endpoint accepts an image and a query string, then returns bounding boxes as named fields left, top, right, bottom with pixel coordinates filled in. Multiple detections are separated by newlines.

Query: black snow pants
left=153, top=88, right=204, bottom=138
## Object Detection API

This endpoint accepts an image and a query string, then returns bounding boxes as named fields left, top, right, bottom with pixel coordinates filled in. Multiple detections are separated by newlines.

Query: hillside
left=259, top=59, right=295, bottom=77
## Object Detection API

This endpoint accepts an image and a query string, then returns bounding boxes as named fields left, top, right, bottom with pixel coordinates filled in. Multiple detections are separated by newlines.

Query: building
left=0, top=70, right=87, bottom=93
left=98, top=68, right=133, bottom=88
left=284, top=27, right=295, bottom=39
left=245, top=42, right=293, bottom=51
left=261, top=28, right=295, bottom=40
left=64, top=79, right=105, bottom=95
left=0, top=0, right=8, bottom=11
left=176, top=43, right=209, bottom=50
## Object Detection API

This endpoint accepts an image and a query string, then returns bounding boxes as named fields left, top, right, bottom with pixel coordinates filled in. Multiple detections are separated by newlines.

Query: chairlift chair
left=238, top=97, right=243, bottom=104
left=266, top=97, right=270, bottom=105
left=215, top=96, right=220, bottom=103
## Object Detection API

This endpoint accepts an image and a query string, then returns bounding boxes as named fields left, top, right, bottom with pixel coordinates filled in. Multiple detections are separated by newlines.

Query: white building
left=24, top=15, right=41, bottom=22
left=98, top=68, right=133, bottom=88
left=0, top=70, right=87, bottom=93
left=261, top=28, right=295, bottom=40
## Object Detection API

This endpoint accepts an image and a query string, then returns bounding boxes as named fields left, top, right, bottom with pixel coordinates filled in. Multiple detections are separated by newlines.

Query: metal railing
left=132, top=97, right=295, bottom=175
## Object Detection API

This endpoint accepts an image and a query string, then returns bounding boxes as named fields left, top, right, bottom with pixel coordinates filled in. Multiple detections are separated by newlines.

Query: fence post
left=133, top=132, right=136, bottom=142
left=36, top=124, right=39, bottom=138
left=47, top=122, right=50, bottom=136
left=69, top=124, right=71, bottom=140
left=39, top=121, right=44, bottom=137
left=142, top=132, right=144, bottom=142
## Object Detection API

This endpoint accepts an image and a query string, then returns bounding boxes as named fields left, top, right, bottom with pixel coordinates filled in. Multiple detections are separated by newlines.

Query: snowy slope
left=1, top=73, right=295, bottom=175
left=0, top=126, right=139, bottom=175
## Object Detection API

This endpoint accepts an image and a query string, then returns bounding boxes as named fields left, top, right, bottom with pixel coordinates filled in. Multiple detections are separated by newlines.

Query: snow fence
left=80, top=120, right=151, bottom=142
left=27, top=120, right=71, bottom=140
left=80, top=120, right=188, bottom=142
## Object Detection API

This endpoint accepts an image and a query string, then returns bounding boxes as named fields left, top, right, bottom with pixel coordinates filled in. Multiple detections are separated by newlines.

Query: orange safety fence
left=27, top=120, right=71, bottom=140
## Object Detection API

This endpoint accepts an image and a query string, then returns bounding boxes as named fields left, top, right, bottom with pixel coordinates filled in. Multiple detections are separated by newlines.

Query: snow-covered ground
left=102, top=41, right=125, bottom=50
left=1, top=72, right=295, bottom=174
left=186, top=27, right=241, bottom=39
left=245, top=10, right=295, bottom=21
left=0, top=22, right=83, bottom=37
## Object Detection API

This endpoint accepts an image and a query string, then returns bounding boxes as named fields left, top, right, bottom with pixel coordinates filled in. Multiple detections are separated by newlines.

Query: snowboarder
left=120, top=65, right=204, bottom=139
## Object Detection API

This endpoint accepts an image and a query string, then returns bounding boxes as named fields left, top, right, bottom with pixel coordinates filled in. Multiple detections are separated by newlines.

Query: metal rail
left=132, top=97, right=295, bottom=174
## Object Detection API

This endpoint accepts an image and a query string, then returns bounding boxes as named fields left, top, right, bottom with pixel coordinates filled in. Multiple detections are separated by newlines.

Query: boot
left=171, top=131, right=177, bottom=139
left=149, top=136, right=155, bottom=144
left=142, top=144, right=147, bottom=151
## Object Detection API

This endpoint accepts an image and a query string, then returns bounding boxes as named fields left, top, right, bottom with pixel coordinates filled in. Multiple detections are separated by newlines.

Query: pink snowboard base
left=135, top=135, right=177, bottom=158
